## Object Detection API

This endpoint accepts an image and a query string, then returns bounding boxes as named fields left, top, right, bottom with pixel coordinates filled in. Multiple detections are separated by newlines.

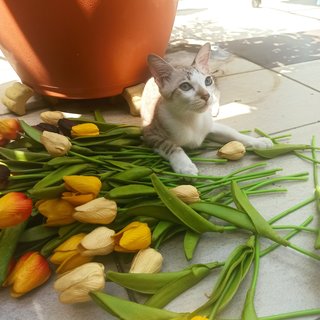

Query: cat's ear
left=147, top=54, right=175, bottom=87
left=192, top=42, right=211, bottom=74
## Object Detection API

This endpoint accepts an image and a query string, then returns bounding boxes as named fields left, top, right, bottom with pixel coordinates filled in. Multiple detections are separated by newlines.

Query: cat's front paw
left=251, top=137, right=273, bottom=149
left=172, top=160, right=199, bottom=176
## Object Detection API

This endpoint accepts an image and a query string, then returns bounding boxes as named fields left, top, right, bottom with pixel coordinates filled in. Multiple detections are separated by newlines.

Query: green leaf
left=184, top=230, right=202, bottom=261
left=90, top=291, right=186, bottom=320
left=231, top=181, right=289, bottom=246
left=31, top=163, right=90, bottom=190
left=19, top=120, right=42, bottom=143
left=190, top=202, right=255, bottom=232
left=106, top=269, right=190, bottom=294
left=145, top=262, right=220, bottom=309
left=19, top=225, right=58, bottom=242
left=252, top=143, right=311, bottom=158
left=151, top=174, right=225, bottom=234
left=0, top=147, right=51, bottom=162
left=194, top=237, right=255, bottom=318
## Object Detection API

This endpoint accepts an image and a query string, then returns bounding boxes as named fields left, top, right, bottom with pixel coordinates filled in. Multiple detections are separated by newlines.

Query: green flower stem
left=190, top=157, right=228, bottom=163
left=272, top=225, right=316, bottom=232
left=258, top=308, right=320, bottom=320
left=288, top=242, right=320, bottom=261
left=245, top=188, right=287, bottom=195
left=68, top=150, right=106, bottom=165
left=260, top=216, right=313, bottom=257
left=311, top=136, right=320, bottom=248
left=225, top=162, right=268, bottom=177
left=9, top=172, right=50, bottom=180
left=268, top=195, right=315, bottom=224
left=294, top=151, right=320, bottom=164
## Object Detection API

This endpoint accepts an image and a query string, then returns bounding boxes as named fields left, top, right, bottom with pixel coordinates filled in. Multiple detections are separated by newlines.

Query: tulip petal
left=62, top=192, right=95, bottom=206
left=54, top=262, right=105, bottom=303
left=36, top=198, right=76, bottom=226
left=54, top=233, right=87, bottom=252
left=71, top=123, right=99, bottom=138
left=73, top=198, right=117, bottom=224
left=63, top=176, right=102, bottom=196
left=5, top=252, right=51, bottom=298
left=0, top=192, right=33, bottom=228
left=56, top=253, right=93, bottom=274
left=114, top=222, right=151, bottom=252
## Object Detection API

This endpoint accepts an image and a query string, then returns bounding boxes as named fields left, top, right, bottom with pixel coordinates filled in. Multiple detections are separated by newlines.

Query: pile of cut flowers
left=0, top=111, right=320, bottom=320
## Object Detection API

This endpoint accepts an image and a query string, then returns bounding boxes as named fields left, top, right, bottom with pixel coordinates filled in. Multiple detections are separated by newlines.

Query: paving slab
left=273, top=59, right=320, bottom=91
left=216, top=68, right=320, bottom=133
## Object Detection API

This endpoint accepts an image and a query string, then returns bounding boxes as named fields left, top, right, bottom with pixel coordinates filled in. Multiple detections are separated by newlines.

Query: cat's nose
left=201, top=93, right=210, bottom=102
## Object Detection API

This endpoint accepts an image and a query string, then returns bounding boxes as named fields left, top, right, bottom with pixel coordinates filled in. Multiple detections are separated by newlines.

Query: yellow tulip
left=50, top=233, right=93, bottom=274
left=0, top=192, right=33, bottom=228
left=54, top=262, right=105, bottom=304
left=113, top=221, right=151, bottom=253
left=191, top=317, right=209, bottom=320
left=3, top=251, right=51, bottom=298
left=35, top=198, right=75, bottom=226
left=71, top=123, right=99, bottom=138
left=62, top=175, right=102, bottom=206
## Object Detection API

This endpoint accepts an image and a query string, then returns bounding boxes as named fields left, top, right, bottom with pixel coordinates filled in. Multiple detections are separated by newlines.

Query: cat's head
left=147, top=43, right=219, bottom=114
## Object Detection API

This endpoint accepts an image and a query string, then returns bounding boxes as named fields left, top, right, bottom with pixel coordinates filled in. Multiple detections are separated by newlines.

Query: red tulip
left=0, top=192, right=33, bottom=228
left=3, top=251, right=51, bottom=297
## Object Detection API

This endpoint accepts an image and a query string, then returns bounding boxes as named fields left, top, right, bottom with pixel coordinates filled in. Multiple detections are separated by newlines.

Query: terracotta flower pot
left=0, top=0, right=178, bottom=99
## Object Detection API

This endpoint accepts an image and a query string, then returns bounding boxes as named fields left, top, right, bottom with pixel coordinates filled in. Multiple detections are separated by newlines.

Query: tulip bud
left=58, top=118, right=77, bottom=137
left=40, top=111, right=64, bottom=126
left=113, top=221, right=151, bottom=253
left=71, top=123, right=99, bottom=138
left=50, top=233, right=93, bottom=274
left=129, top=248, right=163, bottom=273
left=40, top=131, right=72, bottom=157
left=191, top=317, right=209, bottom=320
left=0, top=192, right=33, bottom=228
left=73, top=197, right=117, bottom=224
left=62, top=175, right=102, bottom=206
left=54, top=262, right=105, bottom=304
left=170, top=185, right=200, bottom=204
left=0, top=118, right=21, bottom=140
left=217, top=141, right=246, bottom=160
left=35, top=198, right=76, bottom=226
left=3, top=251, right=51, bottom=298
left=78, top=227, right=115, bottom=256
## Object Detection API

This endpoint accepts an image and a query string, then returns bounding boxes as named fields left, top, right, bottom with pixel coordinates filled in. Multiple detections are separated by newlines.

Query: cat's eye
left=179, top=82, right=193, bottom=91
left=205, top=76, right=213, bottom=86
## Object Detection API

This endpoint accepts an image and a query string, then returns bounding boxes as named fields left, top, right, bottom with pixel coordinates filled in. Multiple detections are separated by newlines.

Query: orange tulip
left=0, top=192, right=33, bottom=228
left=3, top=251, right=51, bottom=298
left=0, top=118, right=21, bottom=140
left=35, top=198, right=76, bottom=226
left=113, top=221, right=151, bottom=253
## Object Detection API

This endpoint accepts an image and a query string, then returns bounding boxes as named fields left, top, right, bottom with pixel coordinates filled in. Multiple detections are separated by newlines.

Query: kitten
left=140, top=43, right=272, bottom=175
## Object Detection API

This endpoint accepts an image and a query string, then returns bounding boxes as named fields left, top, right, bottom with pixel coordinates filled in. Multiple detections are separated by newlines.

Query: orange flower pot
left=0, top=0, right=178, bottom=98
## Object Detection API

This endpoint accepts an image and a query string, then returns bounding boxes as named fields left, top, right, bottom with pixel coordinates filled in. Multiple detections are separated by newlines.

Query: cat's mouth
left=194, top=102, right=210, bottom=113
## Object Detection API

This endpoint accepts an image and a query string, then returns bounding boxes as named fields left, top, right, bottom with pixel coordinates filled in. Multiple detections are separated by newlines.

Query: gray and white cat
left=140, top=43, right=272, bottom=175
